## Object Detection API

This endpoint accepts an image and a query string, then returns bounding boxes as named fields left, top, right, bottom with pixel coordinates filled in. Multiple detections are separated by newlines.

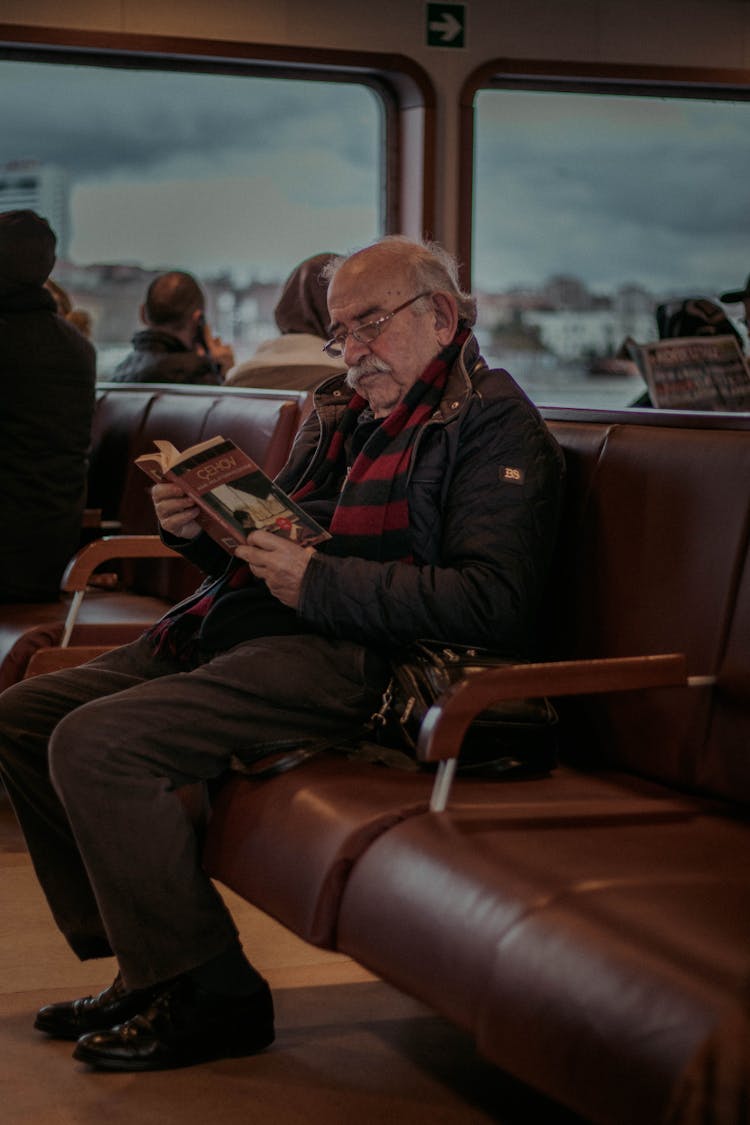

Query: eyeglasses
left=323, top=291, right=432, bottom=358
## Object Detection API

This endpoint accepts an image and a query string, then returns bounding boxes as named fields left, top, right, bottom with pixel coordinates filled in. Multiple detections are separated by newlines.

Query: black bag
left=371, top=640, right=558, bottom=779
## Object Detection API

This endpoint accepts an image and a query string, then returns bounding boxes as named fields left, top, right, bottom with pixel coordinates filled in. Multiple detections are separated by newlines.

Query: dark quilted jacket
left=277, top=333, right=565, bottom=653
left=174, top=334, right=564, bottom=655
left=111, top=329, right=222, bottom=385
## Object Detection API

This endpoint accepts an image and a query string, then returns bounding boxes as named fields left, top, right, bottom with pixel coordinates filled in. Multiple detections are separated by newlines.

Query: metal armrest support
left=416, top=653, right=715, bottom=812
left=59, top=535, right=179, bottom=647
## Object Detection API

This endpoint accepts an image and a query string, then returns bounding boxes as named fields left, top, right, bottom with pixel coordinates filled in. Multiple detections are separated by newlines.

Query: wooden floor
left=0, top=793, right=583, bottom=1124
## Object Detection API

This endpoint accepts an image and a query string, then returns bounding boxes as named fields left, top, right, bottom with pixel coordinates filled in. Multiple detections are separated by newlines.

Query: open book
left=136, top=436, right=330, bottom=551
left=624, top=334, right=750, bottom=411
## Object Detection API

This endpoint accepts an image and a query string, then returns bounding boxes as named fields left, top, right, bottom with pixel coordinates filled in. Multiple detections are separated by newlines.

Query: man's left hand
left=235, top=531, right=315, bottom=609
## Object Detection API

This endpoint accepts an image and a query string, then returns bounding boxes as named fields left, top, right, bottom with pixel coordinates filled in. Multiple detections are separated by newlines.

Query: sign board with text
left=426, top=3, right=466, bottom=48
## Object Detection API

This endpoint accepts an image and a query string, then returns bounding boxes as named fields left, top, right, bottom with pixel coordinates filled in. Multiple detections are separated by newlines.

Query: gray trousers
left=0, top=633, right=387, bottom=989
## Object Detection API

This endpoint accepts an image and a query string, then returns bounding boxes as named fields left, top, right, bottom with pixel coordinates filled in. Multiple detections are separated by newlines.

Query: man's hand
left=235, top=530, right=314, bottom=608
left=203, top=323, right=235, bottom=378
left=151, top=481, right=202, bottom=540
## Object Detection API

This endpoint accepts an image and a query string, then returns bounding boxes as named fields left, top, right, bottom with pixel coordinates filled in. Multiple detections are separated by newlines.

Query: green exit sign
left=426, top=3, right=466, bottom=48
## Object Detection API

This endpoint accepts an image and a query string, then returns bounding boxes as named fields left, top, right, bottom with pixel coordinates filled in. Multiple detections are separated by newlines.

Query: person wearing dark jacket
left=0, top=236, right=565, bottom=1073
left=111, top=270, right=233, bottom=385
left=0, top=210, right=96, bottom=601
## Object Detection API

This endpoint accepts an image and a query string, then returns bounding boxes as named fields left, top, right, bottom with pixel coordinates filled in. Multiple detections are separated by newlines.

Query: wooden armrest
left=417, top=653, right=690, bottom=764
left=417, top=653, right=713, bottom=813
left=58, top=536, right=181, bottom=648
left=61, top=535, right=179, bottom=593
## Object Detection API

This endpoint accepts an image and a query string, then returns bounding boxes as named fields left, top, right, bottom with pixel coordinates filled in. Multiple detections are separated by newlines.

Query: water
left=484, top=348, right=646, bottom=410
left=95, top=340, right=645, bottom=410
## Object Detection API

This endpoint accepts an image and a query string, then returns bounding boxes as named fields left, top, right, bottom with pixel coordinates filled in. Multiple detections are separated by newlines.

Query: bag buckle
left=370, top=679, right=394, bottom=728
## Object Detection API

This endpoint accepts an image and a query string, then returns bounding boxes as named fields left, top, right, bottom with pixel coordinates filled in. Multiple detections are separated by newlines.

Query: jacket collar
left=132, top=328, right=191, bottom=354
left=437, top=332, right=482, bottom=420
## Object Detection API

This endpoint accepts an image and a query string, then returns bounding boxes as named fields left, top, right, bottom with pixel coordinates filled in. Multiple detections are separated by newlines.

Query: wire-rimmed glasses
left=322, top=291, right=432, bottom=358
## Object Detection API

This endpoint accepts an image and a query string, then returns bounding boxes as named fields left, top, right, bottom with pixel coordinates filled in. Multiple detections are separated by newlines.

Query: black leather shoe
left=72, top=976, right=275, bottom=1071
left=34, top=973, right=156, bottom=1041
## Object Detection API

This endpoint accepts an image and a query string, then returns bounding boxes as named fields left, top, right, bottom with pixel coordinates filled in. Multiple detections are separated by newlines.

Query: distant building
left=0, top=160, right=71, bottom=256
left=525, top=306, right=655, bottom=360
left=477, top=273, right=658, bottom=364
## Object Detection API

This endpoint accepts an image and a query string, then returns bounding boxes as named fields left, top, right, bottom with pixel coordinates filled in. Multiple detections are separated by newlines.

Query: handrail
left=61, top=535, right=178, bottom=593
left=416, top=653, right=716, bottom=812
left=59, top=535, right=179, bottom=647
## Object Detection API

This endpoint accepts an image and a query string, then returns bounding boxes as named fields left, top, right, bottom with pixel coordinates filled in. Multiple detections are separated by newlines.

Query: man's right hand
left=203, top=323, right=235, bottom=378
left=151, top=481, right=202, bottom=540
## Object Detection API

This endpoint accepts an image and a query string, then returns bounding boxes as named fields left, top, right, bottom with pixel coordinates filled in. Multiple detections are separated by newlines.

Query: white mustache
left=345, top=356, right=392, bottom=390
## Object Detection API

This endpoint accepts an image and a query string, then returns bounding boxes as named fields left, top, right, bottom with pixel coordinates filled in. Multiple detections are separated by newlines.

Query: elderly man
left=112, top=270, right=234, bottom=384
left=0, top=237, right=564, bottom=1072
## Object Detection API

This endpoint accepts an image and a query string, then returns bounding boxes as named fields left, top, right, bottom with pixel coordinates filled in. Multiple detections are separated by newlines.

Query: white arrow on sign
left=429, top=12, right=462, bottom=43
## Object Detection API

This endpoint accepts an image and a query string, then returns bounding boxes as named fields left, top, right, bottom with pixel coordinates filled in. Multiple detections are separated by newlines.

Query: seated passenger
left=656, top=296, right=744, bottom=348
left=0, top=236, right=564, bottom=1073
left=112, top=270, right=233, bottom=385
left=0, top=210, right=96, bottom=602
left=225, top=252, right=346, bottom=390
left=630, top=296, right=745, bottom=407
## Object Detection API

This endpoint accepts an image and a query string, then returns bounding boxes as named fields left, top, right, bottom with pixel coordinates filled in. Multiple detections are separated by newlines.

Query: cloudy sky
left=474, top=88, right=750, bottom=299
left=0, top=59, right=381, bottom=283
left=1, top=57, right=748, bottom=301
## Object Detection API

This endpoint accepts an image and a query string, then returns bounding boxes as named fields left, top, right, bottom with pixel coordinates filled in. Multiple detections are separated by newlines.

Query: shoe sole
left=72, top=1029, right=275, bottom=1072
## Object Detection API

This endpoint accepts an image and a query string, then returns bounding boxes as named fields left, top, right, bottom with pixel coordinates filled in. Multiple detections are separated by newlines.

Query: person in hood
left=225, top=252, right=346, bottom=390
left=0, top=209, right=96, bottom=601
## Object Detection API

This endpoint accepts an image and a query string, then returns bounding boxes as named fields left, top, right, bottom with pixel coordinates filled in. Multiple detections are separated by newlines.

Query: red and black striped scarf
left=294, top=325, right=469, bottom=562
left=148, top=325, right=469, bottom=659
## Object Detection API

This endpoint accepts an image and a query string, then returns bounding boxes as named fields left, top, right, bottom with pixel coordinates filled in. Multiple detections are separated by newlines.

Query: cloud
left=0, top=60, right=378, bottom=179
left=5, top=57, right=749, bottom=299
left=474, top=89, right=750, bottom=294
left=2, top=57, right=381, bottom=281
left=71, top=175, right=377, bottom=279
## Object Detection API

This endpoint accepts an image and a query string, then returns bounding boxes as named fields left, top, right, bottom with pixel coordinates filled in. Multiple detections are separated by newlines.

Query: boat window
left=0, top=56, right=384, bottom=375
left=471, top=81, right=750, bottom=410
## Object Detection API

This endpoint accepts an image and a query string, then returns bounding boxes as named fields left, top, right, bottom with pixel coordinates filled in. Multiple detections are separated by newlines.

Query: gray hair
left=322, top=236, right=477, bottom=327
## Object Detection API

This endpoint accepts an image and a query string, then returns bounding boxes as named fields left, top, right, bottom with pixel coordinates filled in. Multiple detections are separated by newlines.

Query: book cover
left=624, top=335, right=750, bottom=411
left=136, top=435, right=330, bottom=551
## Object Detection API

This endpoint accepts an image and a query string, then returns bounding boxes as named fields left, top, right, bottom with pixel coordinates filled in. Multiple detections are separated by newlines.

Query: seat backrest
left=543, top=407, right=750, bottom=806
left=89, top=384, right=308, bottom=602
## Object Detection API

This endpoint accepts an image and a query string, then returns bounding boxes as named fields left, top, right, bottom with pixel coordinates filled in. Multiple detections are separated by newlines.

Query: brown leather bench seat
left=199, top=407, right=750, bottom=1125
left=335, top=779, right=749, bottom=1125
left=3, top=387, right=748, bottom=1123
